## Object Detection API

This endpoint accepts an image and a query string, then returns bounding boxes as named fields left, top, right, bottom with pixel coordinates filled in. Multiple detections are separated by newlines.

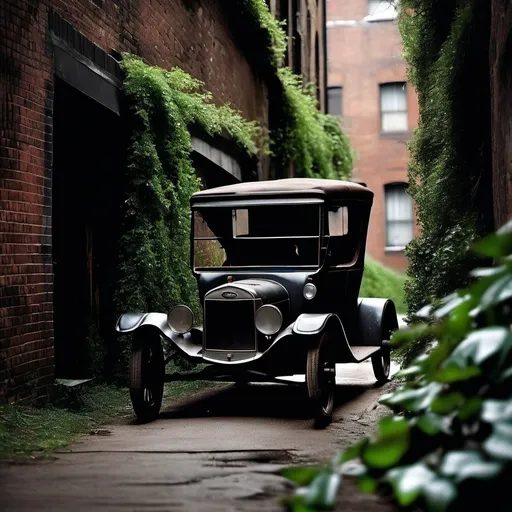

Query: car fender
left=292, top=313, right=343, bottom=336
left=291, top=313, right=355, bottom=362
left=115, top=312, right=203, bottom=360
left=357, top=298, right=399, bottom=346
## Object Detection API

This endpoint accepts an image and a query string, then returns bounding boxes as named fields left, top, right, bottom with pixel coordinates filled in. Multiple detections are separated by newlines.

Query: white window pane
left=385, top=184, right=413, bottom=247
left=382, top=112, right=408, bottom=132
left=368, top=1, right=398, bottom=20
left=232, top=209, right=249, bottom=237
left=387, top=221, right=413, bottom=247
left=386, top=187, right=412, bottom=221
left=329, top=206, right=348, bottom=236
left=381, top=83, right=407, bottom=112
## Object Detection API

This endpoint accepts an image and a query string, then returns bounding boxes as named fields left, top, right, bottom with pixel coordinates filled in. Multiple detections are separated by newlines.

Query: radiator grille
left=204, top=299, right=256, bottom=351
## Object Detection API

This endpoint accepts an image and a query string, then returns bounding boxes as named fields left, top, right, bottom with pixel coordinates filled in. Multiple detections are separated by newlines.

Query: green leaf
left=391, top=323, right=430, bottom=346
left=479, top=275, right=512, bottom=311
left=440, top=450, right=503, bottom=483
left=431, top=364, right=481, bottom=383
left=472, top=220, right=512, bottom=258
left=415, top=412, right=445, bottom=435
left=361, top=417, right=410, bottom=469
left=341, top=460, right=366, bottom=477
left=282, top=466, right=322, bottom=486
left=358, top=475, right=377, bottom=493
left=431, top=392, right=465, bottom=415
left=448, top=327, right=512, bottom=368
left=432, top=293, right=468, bottom=319
left=338, top=439, right=368, bottom=463
left=380, top=382, right=443, bottom=412
left=483, top=422, right=512, bottom=461
left=481, top=399, right=512, bottom=423
left=440, top=451, right=481, bottom=477
left=396, top=365, right=423, bottom=378
left=421, top=478, right=457, bottom=512
left=300, top=469, right=342, bottom=509
left=413, top=303, right=434, bottom=320
left=458, top=397, right=482, bottom=421
left=386, top=463, right=436, bottom=507
left=469, top=265, right=508, bottom=279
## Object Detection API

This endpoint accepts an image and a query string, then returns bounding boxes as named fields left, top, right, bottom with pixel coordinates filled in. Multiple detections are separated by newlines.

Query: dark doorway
left=52, top=78, right=123, bottom=378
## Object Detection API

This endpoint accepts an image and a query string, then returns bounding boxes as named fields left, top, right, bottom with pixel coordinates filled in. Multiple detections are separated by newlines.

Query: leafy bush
left=271, top=68, right=354, bottom=179
left=284, top=221, right=512, bottom=512
left=360, top=258, right=407, bottom=314
left=400, top=0, right=494, bottom=318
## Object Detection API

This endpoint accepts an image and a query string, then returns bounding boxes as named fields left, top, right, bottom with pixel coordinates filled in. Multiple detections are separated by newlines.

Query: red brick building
left=0, top=0, right=327, bottom=403
left=327, top=0, right=419, bottom=272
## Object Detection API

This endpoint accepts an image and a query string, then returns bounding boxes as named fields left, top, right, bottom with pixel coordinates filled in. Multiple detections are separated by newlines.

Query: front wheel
left=306, top=332, right=336, bottom=428
left=130, top=330, right=165, bottom=422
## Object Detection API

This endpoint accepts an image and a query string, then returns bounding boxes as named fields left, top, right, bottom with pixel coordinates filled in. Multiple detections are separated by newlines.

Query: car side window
left=328, top=204, right=360, bottom=266
left=328, top=206, right=349, bottom=236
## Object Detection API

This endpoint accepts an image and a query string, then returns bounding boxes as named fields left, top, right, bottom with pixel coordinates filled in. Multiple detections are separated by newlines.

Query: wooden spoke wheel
left=306, top=331, right=336, bottom=428
left=371, top=345, right=391, bottom=383
left=129, top=331, right=165, bottom=423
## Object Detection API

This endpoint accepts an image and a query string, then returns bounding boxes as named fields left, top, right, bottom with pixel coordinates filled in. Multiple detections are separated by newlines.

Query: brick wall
left=327, top=0, right=419, bottom=272
left=0, top=0, right=270, bottom=403
left=490, top=0, right=512, bottom=228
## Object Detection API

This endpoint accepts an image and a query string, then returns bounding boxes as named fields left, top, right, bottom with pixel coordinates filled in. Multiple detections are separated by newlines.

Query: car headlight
left=167, top=305, right=194, bottom=334
left=303, top=283, right=317, bottom=300
left=255, top=305, right=283, bottom=336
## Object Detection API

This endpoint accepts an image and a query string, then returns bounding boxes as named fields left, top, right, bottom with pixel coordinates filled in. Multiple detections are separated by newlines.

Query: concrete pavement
left=1, top=361, right=397, bottom=512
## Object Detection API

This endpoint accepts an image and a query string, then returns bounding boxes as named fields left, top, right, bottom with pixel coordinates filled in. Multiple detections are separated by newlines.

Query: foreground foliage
left=284, top=221, right=512, bottom=512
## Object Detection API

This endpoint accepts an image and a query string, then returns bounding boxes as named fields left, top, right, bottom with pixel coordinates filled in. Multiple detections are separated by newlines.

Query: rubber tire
left=306, top=332, right=336, bottom=429
left=129, top=332, right=165, bottom=423
left=371, top=346, right=391, bottom=383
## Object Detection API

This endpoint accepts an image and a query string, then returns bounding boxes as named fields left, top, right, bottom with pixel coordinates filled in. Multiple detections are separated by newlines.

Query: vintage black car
left=116, top=178, right=399, bottom=427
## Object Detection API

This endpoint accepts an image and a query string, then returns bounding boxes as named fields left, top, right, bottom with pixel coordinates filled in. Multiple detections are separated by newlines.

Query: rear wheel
left=306, top=332, right=336, bottom=428
left=130, top=330, right=165, bottom=422
left=371, top=345, right=390, bottom=383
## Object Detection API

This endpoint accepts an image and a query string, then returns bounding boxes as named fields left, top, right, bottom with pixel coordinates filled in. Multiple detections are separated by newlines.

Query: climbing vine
left=272, top=67, right=354, bottom=179
left=399, top=0, right=493, bottom=326
left=114, top=55, right=260, bottom=317
left=233, top=0, right=354, bottom=179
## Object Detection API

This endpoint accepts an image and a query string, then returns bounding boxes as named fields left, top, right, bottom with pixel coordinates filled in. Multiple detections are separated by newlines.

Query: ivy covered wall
left=400, top=0, right=494, bottom=317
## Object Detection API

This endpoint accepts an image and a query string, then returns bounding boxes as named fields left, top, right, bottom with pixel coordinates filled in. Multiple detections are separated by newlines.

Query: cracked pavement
left=0, top=360, right=398, bottom=511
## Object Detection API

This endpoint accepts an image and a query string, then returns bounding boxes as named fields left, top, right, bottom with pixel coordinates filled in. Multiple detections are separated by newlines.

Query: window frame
left=384, top=182, right=413, bottom=251
left=327, top=85, right=343, bottom=117
left=379, top=82, right=408, bottom=136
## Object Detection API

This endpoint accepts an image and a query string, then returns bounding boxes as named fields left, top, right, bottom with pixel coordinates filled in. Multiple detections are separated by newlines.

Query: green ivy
left=114, top=55, right=260, bottom=317
left=399, top=0, right=493, bottom=323
left=283, top=221, right=512, bottom=512
left=236, top=0, right=287, bottom=68
left=272, top=68, right=354, bottom=179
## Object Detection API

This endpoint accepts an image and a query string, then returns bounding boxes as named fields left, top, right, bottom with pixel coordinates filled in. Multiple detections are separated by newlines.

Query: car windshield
left=193, top=203, right=322, bottom=269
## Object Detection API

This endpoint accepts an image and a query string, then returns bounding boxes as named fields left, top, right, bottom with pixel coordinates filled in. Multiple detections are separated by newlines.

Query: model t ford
left=116, top=178, right=399, bottom=427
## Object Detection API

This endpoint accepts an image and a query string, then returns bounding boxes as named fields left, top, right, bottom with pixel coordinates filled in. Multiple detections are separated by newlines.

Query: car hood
left=204, top=279, right=288, bottom=304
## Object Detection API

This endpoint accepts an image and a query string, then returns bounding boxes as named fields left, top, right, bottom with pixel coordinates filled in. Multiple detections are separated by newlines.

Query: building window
left=367, top=1, right=398, bottom=21
left=385, top=183, right=413, bottom=250
left=328, top=86, right=343, bottom=116
left=380, top=82, right=407, bottom=133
